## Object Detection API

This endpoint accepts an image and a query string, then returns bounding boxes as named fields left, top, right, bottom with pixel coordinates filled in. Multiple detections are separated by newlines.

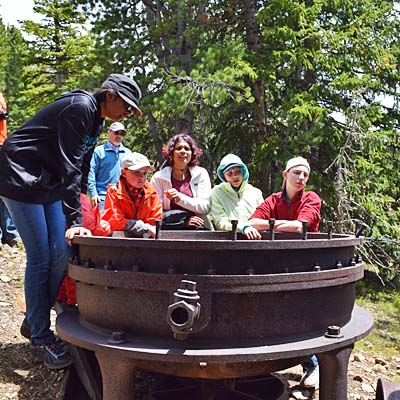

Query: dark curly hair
left=162, top=134, right=203, bottom=167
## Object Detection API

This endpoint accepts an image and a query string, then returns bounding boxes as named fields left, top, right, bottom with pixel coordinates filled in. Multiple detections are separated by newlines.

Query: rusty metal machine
left=57, top=222, right=374, bottom=400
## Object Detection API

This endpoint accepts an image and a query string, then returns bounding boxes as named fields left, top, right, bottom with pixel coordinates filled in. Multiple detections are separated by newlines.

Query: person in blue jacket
left=88, top=121, right=132, bottom=211
left=0, top=73, right=142, bottom=369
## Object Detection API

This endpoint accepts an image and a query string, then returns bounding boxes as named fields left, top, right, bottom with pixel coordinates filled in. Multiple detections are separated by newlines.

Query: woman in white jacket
left=150, top=133, right=213, bottom=230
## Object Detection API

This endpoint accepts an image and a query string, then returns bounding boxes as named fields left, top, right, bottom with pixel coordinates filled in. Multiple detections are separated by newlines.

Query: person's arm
left=296, top=192, right=322, bottom=231
left=175, top=169, right=211, bottom=214
left=58, top=101, right=98, bottom=228
left=273, top=220, right=303, bottom=232
left=150, top=173, right=170, bottom=210
left=88, top=151, right=100, bottom=208
left=210, top=189, right=237, bottom=231
left=103, top=186, right=129, bottom=231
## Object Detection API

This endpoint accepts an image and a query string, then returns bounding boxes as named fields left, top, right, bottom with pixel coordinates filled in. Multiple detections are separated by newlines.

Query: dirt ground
left=0, top=243, right=398, bottom=399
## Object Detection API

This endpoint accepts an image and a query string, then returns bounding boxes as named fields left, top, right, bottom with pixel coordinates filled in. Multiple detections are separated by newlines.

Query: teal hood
left=217, top=154, right=249, bottom=182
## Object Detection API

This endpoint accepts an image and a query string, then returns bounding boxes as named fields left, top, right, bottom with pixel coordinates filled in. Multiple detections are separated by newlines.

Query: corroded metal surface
left=375, top=379, right=400, bottom=400
left=69, top=232, right=363, bottom=341
left=58, top=230, right=372, bottom=400
left=57, top=305, right=374, bottom=400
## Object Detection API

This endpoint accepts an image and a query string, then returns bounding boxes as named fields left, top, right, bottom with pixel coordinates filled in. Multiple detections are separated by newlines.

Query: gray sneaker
left=30, top=337, right=72, bottom=369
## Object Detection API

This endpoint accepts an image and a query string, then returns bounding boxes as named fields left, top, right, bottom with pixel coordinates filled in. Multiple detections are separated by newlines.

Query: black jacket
left=0, top=89, right=104, bottom=227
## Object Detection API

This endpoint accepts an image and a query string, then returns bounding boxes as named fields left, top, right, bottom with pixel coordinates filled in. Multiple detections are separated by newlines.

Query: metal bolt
left=155, top=220, right=161, bottom=239
left=230, top=219, right=238, bottom=241
left=207, top=265, right=216, bottom=275
left=269, top=218, right=275, bottom=241
left=301, top=221, right=308, bottom=240
left=72, top=256, right=80, bottom=265
left=314, top=265, right=321, bottom=272
left=336, top=261, right=343, bottom=269
left=246, top=268, right=255, bottom=275
left=181, top=280, right=197, bottom=291
left=284, top=267, right=289, bottom=273
left=198, top=362, right=207, bottom=368
left=107, top=331, right=127, bottom=345
left=325, top=325, right=343, bottom=338
left=350, top=258, right=356, bottom=266
left=327, top=221, right=333, bottom=239
left=104, top=260, right=112, bottom=270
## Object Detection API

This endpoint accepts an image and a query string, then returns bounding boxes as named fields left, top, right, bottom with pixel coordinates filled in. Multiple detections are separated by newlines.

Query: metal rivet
left=246, top=268, right=255, bottom=275
left=107, top=331, right=127, bottom=345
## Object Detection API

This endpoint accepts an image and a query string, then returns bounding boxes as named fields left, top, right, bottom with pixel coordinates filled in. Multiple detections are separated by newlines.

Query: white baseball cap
left=109, top=122, right=126, bottom=132
left=122, top=152, right=155, bottom=171
left=285, top=157, right=310, bottom=172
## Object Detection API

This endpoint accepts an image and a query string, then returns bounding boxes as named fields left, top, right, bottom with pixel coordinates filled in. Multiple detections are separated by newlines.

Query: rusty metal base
left=57, top=305, right=373, bottom=400
left=147, top=375, right=287, bottom=400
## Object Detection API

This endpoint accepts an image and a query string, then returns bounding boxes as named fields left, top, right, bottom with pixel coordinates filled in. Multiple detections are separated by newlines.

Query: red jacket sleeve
left=250, top=195, right=273, bottom=219
left=297, top=191, right=321, bottom=232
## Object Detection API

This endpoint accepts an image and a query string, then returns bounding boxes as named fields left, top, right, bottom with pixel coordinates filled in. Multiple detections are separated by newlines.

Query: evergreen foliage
left=1, top=0, right=399, bottom=283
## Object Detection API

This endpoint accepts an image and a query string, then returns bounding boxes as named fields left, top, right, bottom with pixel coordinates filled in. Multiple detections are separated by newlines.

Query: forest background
left=0, top=0, right=398, bottom=285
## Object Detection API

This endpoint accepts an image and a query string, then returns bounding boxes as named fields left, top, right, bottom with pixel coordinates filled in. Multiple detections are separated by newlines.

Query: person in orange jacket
left=103, top=152, right=162, bottom=237
left=0, top=89, right=21, bottom=247
left=0, top=90, right=8, bottom=144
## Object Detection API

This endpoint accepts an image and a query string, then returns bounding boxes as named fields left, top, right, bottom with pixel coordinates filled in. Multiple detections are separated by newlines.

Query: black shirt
left=0, top=89, right=104, bottom=227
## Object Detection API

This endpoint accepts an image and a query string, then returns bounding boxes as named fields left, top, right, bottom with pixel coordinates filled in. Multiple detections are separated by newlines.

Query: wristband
left=241, top=225, right=251, bottom=233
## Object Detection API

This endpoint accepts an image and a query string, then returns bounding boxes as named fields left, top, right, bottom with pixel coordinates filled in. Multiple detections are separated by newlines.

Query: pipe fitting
left=167, top=280, right=201, bottom=340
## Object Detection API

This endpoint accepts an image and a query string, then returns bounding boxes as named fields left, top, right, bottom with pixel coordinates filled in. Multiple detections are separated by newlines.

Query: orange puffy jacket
left=103, top=178, right=162, bottom=231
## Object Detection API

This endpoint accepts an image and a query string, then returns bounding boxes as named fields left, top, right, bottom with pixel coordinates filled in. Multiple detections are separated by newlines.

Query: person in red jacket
left=103, top=152, right=162, bottom=237
left=242, top=156, right=321, bottom=240
left=243, top=156, right=321, bottom=388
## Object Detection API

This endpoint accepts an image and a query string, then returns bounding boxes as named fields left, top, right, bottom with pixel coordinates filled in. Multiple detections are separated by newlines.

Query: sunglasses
left=113, top=130, right=126, bottom=137
left=123, top=101, right=135, bottom=116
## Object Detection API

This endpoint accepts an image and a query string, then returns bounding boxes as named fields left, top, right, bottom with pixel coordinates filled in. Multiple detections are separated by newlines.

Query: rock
left=375, top=357, right=387, bottom=365
left=0, top=275, right=11, bottom=283
left=352, top=375, right=363, bottom=382
left=361, top=383, right=375, bottom=393
left=353, top=353, right=365, bottom=362
left=373, top=364, right=386, bottom=372
left=14, top=369, right=29, bottom=377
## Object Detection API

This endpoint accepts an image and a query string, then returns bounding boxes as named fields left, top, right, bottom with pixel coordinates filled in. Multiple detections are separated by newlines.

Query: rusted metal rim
left=69, top=263, right=363, bottom=293
left=72, top=234, right=363, bottom=251
left=376, top=378, right=400, bottom=400
left=57, top=305, right=373, bottom=363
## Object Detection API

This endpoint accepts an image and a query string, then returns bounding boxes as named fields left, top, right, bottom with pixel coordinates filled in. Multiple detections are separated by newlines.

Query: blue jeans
left=1, top=197, right=70, bottom=343
left=0, top=197, right=20, bottom=244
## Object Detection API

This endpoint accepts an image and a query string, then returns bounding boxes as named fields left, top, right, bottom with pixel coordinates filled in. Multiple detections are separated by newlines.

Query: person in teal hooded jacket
left=211, top=154, right=264, bottom=232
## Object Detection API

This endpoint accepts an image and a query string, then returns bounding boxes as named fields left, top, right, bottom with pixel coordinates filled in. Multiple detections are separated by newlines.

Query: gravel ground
left=0, top=243, right=398, bottom=399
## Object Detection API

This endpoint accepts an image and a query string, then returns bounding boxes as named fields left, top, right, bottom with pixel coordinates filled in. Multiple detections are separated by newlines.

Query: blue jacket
left=88, top=142, right=132, bottom=201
